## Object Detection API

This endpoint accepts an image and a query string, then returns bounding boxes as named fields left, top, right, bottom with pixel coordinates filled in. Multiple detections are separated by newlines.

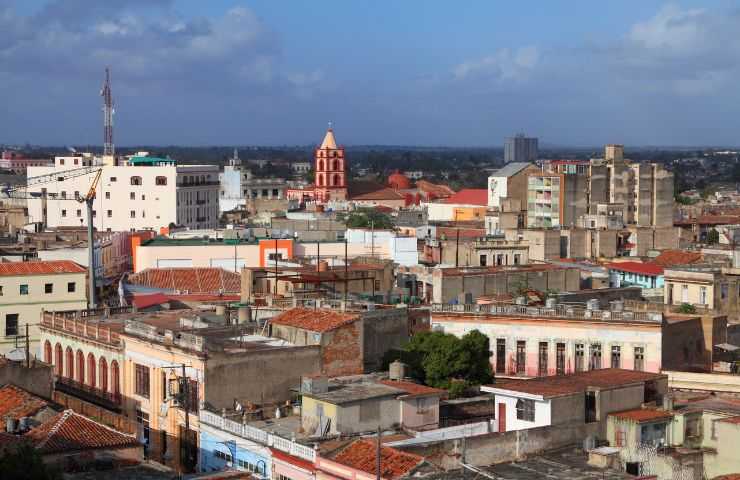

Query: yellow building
left=0, top=261, right=87, bottom=355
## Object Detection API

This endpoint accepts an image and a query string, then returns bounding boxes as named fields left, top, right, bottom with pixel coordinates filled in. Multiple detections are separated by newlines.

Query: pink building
left=0, top=151, right=52, bottom=174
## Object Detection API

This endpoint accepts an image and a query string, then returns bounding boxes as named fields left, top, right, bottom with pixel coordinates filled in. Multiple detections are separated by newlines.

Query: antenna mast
left=101, top=67, right=114, bottom=157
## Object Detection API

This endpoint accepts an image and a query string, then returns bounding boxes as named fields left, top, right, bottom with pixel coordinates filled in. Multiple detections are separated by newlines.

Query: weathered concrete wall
left=662, top=315, right=722, bottom=373
left=336, top=396, right=399, bottom=434
left=555, top=286, right=643, bottom=307
left=204, top=346, right=321, bottom=409
left=361, top=308, right=408, bottom=372
left=0, top=359, right=53, bottom=398
left=397, top=422, right=600, bottom=470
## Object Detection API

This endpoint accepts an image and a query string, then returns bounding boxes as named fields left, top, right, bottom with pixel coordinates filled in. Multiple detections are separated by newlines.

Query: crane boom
left=2, top=166, right=102, bottom=198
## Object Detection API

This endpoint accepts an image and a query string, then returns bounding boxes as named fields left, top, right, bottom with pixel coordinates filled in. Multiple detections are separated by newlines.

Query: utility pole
left=274, top=237, right=279, bottom=296
left=162, top=363, right=191, bottom=473
left=455, top=228, right=460, bottom=268
left=376, top=425, right=382, bottom=480
left=86, top=197, right=96, bottom=308
left=25, top=323, right=30, bottom=368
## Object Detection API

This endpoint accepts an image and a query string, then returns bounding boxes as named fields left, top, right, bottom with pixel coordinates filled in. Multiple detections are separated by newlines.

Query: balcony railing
left=431, top=303, right=662, bottom=323
left=56, top=376, right=122, bottom=411
left=200, top=410, right=316, bottom=463
left=41, top=312, right=124, bottom=346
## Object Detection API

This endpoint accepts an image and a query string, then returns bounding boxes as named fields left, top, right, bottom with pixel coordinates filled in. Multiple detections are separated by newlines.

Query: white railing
left=200, top=410, right=316, bottom=462
left=431, top=303, right=661, bottom=323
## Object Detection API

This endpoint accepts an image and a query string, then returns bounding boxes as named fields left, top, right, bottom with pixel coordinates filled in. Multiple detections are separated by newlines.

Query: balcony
left=55, top=376, right=122, bottom=411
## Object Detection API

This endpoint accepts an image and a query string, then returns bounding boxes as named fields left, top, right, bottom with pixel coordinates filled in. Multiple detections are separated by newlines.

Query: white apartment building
left=27, top=153, right=219, bottom=232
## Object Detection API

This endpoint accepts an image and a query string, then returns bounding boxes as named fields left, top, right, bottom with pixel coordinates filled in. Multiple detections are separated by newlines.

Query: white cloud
left=453, top=46, right=539, bottom=81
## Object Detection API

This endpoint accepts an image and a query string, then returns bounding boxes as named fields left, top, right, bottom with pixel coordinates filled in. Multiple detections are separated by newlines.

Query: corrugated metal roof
left=492, top=162, right=535, bottom=178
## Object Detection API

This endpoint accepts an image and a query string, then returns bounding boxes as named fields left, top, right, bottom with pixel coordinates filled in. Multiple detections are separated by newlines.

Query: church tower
left=314, top=126, right=347, bottom=203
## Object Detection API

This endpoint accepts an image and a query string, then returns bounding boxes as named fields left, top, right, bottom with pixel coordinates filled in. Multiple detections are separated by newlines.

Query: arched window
left=99, top=358, right=108, bottom=393
left=65, top=347, right=74, bottom=378
left=43, top=341, right=52, bottom=364
left=317, top=174, right=324, bottom=187
left=318, top=160, right=325, bottom=171
left=76, top=350, right=85, bottom=384
left=111, top=361, right=120, bottom=400
left=332, top=160, right=339, bottom=171
left=155, top=176, right=167, bottom=186
left=130, top=176, right=142, bottom=186
left=333, top=174, right=341, bottom=187
left=87, top=353, right=96, bottom=388
left=54, top=344, right=63, bottom=376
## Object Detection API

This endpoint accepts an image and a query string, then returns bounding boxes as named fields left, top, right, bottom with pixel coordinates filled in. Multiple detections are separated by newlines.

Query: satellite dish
left=6, top=348, right=26, bottom=362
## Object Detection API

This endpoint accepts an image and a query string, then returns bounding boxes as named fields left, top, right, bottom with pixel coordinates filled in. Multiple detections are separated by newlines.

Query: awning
left=715, top=343, right=740, bottom=352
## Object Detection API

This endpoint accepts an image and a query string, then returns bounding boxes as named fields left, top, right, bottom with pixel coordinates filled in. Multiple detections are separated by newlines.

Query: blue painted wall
left=199, top=429, right=270, bottom=478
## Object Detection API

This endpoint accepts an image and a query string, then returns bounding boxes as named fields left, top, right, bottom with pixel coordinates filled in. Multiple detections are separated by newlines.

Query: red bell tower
left=314, top=125, right=347, bottom=203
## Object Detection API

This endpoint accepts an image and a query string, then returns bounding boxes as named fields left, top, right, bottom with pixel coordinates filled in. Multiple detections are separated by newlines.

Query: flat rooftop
left=484, top=449, right=634, bottom=480
left=304, top=381, right=403, bottom=405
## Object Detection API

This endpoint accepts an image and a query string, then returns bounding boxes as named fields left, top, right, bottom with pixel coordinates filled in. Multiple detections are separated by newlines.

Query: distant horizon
left=2, top=1, right=740, bottom=146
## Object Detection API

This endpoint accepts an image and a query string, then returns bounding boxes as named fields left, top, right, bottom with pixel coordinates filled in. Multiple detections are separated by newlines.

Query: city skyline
left=2, top=0, right=740, bottom=147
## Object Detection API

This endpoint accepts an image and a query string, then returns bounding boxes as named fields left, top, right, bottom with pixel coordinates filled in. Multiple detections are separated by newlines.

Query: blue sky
left=2, top=0, right=740, bottom=147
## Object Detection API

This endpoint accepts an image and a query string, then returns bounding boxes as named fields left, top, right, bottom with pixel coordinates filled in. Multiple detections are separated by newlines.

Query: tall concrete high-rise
left=504, top=134, right=538, bottom=163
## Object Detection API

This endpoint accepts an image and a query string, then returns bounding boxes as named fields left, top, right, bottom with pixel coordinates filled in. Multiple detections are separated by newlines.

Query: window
left=130, top=192, right=136, bottom=200
left=0, top=286, right=3, bottom=296
left=611, top=345, right=621, bottom=369
left=74, top=191, right=80, bottom=199
left=110, top=177, right=117, bottom=182
left=682, top=284, right=688, bottom=302
left=105, top=191, right=110, bottom=199
left=135, top=364, right=150, bottom=398
left=61, top=209, right=67, bottom=217
left=685, top=417, right=701, bottom=438
left=136, top=410, right=150, bottom=447
left=60, top=159, right=65, bottom=165
left=130, top=211, right=136, bottom=218
left=5, top=314, right=18, bottom=336
left=142, top=194, right=146, bottom=201
left=374, top=280, right=381, bottom=291
left=155, top=176, right=167, bottom=186
left=130, top=176, right=142, bottom=185
left=721, top=284, right=728, bottom=301
left=516, top=398, right=535, bottom=422
left=61, top=191, right=66, bottom=199
left=590, top=344, right=602, bottom=370
left=538, top=342, right=548, bottom=376
left=496, top=339, right=506, bottom=373
left=556, top=343, right=565, bottom=375
left=700, top=286, right=707, bottom=305
left=634, top=346, right=644, bottom=371
left=516, top=341, right=526, bottom=374
left=67, top=282, right=76, bottom=293
left=44, top=283, right=53, bottom=294
left=76, top=209, right=81, bottom=217
left=480, top=254, right=487, bottom=267
left=107, top=210, right=112, bottom=218
left=19, top=284, right=28, bottom=295
left=575, top=344, right=585, bottom=372
left=416, top=397, right=430, bottom=414
left=162, top=371, right=168, bottom=401
left=514, top=253, right=521, bottom=265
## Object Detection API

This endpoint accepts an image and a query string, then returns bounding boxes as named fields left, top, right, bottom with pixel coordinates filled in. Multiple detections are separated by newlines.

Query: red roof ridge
left=270, top=307, right=360, bottom=333
left=606, top=261, right=664, bottom=276
left=0, top=260, right=86, bottom=277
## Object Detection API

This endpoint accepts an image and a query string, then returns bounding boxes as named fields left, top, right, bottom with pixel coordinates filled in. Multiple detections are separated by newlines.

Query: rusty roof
left=485, top=369, right=666, bottom=399
left=609, top=408, right=674, bottom=423
left=269, top=307, right=360, bottom=333
left=653, top=249, right=704, bottom=267
left=330, top=439, right=423, bottom=479
left=0, top=385, right=52, bottom=420
left=378, top=380, right=447, bottom=398
left=25, top=409, right=139, bottom=454
left=0, top=260, right=86, bottom=277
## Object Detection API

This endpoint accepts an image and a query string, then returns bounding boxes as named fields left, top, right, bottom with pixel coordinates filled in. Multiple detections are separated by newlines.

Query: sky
left=2, top=0, right=740, bottom=147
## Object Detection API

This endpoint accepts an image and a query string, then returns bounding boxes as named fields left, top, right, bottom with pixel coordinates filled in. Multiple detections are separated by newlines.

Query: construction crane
left=2, top=166, right=104, bottom=309
left=101, top=67, right=114, bottom=157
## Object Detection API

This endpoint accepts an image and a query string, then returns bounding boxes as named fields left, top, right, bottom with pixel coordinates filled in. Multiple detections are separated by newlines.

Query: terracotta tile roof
left=127, top=267, right=240, bottom=294
left=486, top=369, right=666, bottom=399
left=0, top=260, right=86, bottom=277
left=25, top=409, right=139, bottom=454
left=269, top=308, right=359, bottom=333
left=378, top=380, right=447, bottom=398
left=606, top=261, right=664, bottom=276
left=351, top=187, right=406, bottom=201
left=130, top=293, right=171, bottom=310
left=271, top=448, right=315, bottom=472
left=415, top=180, right=455, bottom=198
left=0, top=385, right=51, bottom=420
left=437, top=226, right=486, bottom=239
left=331, top=439, right=423, bottom=479
left=444, top=189, right=488, bottom=206
left=609, top=408, right=674, bottom=423
left=653, top=249, right=703, bottom=267
left=713, top=475, right=740, bottom=480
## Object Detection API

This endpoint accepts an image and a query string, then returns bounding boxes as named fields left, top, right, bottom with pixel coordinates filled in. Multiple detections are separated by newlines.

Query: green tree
left=707, top=228, right=720, bottom=245
left=0, top=442, right=61, bottom=480
left=394, top=330, right=493, bottom=396
left=344, top=208, right=394, bottom=230
left=677, top=303, right=697, bottom=314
